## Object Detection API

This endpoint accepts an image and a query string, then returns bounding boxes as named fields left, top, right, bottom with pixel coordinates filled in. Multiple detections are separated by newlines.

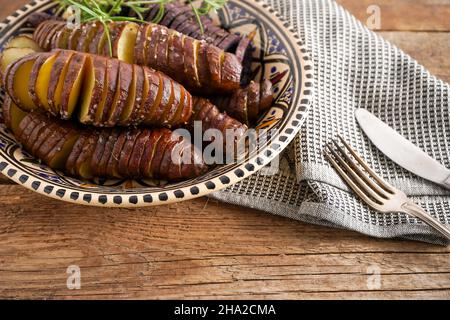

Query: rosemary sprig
left=55, top=0, right=228, bottom=55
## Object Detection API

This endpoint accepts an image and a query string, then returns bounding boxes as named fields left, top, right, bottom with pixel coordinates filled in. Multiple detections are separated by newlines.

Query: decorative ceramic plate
left=0, top=0, right=313, bottom=207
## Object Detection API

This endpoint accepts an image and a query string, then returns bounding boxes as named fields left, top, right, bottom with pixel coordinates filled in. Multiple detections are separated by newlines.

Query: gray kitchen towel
left=211, top=0, right=450, bottom=245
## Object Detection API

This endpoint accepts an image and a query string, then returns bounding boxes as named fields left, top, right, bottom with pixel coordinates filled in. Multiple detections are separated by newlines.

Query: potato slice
left=118, top=64, right=138, bottom=125
left=167, top=31, right=185, bottom=84
left=33, top=121, right=61, bottom=158
left=135, top=66, right=150, bottom=124
left=41, top=22, right=65, bottom=51
left=39, top=124, right=71, bottom=162
left=5, top=54, right=39, bottom=110
left=89, top=23, right=105, bottom=54
left=4, top=35, right=42, bottom=51
left=54, top=27, right=72, bottom=49
left=78, top=55, right=107, bottom=124
left=156, top=76, right=175, bottom=126
left=140, top=130, right=162, bottom=177
left=143, top=69, right=163, bottom=125
left=106, top=131, right=128, bottom=178
left=134, top=24, right=150, bottom=65
left=66, top=132, right=90, bottom=176
left=2, top=96, right=27, bottom=135
left=29, top=52, right=52, bottom=110
left=89, top=130, right=110, bottom=177
left=169, top=85, right=187, bottom=127
left=16, top=115, right=41, bottom=147
left=183, top=37, right=201, bottom=88
left=77, top=22, right=100, bottom=53
left=117, top=129, right=140, bottom=177
left=74, top=132, right=99, bottom=179
left=128, top=129, right=151, bottom=177
left=107, top=61, right=133, bottom=126
left=128, top=65, right=145, bottom=125
left=60, top=53, right=87, bottom=119
left=68, top=27, right=82, bottom=51
left=150, top=130, right=172, bottom=178
left=97, top=59, right=119, bottom=124
left=47, top=51, right=74, bottom=115
left=97, top=129, right=120, bottom=177
left=35, top=51, right=60, bottom=112
left=146, top=25, right=160, bottom=67
left=47, top=130, right=80, bottom=170
left=0, top=47, right=36, bottom=79
left=116, top=22, right=139, bottom=63
left=28, top=120, right=51, bottom=154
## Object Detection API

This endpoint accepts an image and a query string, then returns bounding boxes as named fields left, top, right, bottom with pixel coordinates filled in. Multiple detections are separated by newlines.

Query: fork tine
left=331, top=140, right=390, bottom=200
left=327, top=144, right=385, bottom=205
left=324, top=149, right=380, bottom=210
left=338, top=135, right=396, bottom=194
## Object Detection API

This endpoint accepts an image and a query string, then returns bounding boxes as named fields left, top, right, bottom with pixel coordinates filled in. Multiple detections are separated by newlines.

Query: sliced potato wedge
left=47, top=129, right=80, bottom=169
left=118, top=64, right=138, bottom=125
left=107, top=61, right=133, bottom=126
left=35, top=51, right=60, bottom=112
left=0, top=47, right=36, bottom=78
left=4, top=35, right=42, bottom=51
left=2, top=95, right=28, bottom=135
left=116, top=22, right=139, bottom=63
left=5, top=53, right=39, bottom=110
left=77, top=22, right=100, bottom=53
left=97, top=58, right=119, bottom=125
left=78, top=55, right=107, bottom=124
left=60, top=53, right=87, bottom=119
left=47, top=50, right=74, bottom=115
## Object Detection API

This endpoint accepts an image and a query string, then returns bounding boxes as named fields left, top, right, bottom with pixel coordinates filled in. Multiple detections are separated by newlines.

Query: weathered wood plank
left=337, top=0, right=450, bottom=31
left=0, top=185, right=449, bottom=299
left=380, top=31, right=450, bottom=83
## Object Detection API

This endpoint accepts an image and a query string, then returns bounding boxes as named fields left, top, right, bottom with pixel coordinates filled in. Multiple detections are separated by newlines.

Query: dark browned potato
left=189, top=97, right=248, bottom=149
left=212, top=80, right=274, bottom=125
left=12, top=111, right=208, bottom=181
left=5, top=50, right=193, bottom=128
left=32, top=20, right=243, bottom=94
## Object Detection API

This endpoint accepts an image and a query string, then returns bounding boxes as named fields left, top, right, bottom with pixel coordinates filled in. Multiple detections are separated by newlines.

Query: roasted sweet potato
left=212, top=80, right=274, bottom=125
left=33, top=20, right=242, bottom=94
left=2, top=95, right=28, bottom=135
left=5, top=50, right=193, bottom=128
left=189, top=97, right=248, bottom=148
left=13, top=112, right=208, bottom=181
left=143, top=2, right=243, bottom=52
left=5, top=52, right=39, bottom=110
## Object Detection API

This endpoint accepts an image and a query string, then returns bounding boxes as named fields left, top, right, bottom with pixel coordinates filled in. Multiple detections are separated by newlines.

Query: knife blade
left=355, top=108, right=450, bottom=190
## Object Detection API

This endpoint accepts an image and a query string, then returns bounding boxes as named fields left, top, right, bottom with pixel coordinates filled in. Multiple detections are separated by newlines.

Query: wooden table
left=0, top=0, right=449, bottom=300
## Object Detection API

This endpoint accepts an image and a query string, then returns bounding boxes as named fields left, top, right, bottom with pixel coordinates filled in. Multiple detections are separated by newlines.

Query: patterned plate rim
left=0, top=0, right=314, bottom=207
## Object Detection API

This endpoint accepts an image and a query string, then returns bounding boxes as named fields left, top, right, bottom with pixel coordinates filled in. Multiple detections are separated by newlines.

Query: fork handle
left=402, top=202, right=450, bottom=241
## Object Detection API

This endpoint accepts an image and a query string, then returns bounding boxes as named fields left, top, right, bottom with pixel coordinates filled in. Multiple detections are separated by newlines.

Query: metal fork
left=325, top=135, right=450, bottom=241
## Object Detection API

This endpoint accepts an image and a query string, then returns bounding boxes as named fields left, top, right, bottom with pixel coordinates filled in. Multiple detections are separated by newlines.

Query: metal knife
left=355, top=108, right=450, bottom=190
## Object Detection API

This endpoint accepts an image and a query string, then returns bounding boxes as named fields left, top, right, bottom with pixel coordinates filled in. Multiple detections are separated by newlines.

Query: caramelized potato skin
left=33, top=20, right=242, bottom=95
left=213, top=80, right=274, bottom=125
left=5, top=50, right=193, bottom=128
left=12, top=112, right=208, bottom=181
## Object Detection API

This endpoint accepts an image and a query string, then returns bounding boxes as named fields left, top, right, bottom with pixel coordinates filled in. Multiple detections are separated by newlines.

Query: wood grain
left=336, top=0, right=450, bottom=31
left=0, top=0, right=449, bottom=300
left=0, top=186, right=449, bottom=299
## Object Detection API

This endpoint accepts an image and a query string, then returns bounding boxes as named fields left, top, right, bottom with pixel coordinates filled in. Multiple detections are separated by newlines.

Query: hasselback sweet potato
left=4, top=50, right=193, bottom=128
left=212, top=80, right=274, bottom=125
left=10, top=111, right=208, bottom=181
left=143, top=2, right=243, bottom=53
left=189, top=97, right=248, bottom=148
left=32, top=19, right=243, bottom=94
